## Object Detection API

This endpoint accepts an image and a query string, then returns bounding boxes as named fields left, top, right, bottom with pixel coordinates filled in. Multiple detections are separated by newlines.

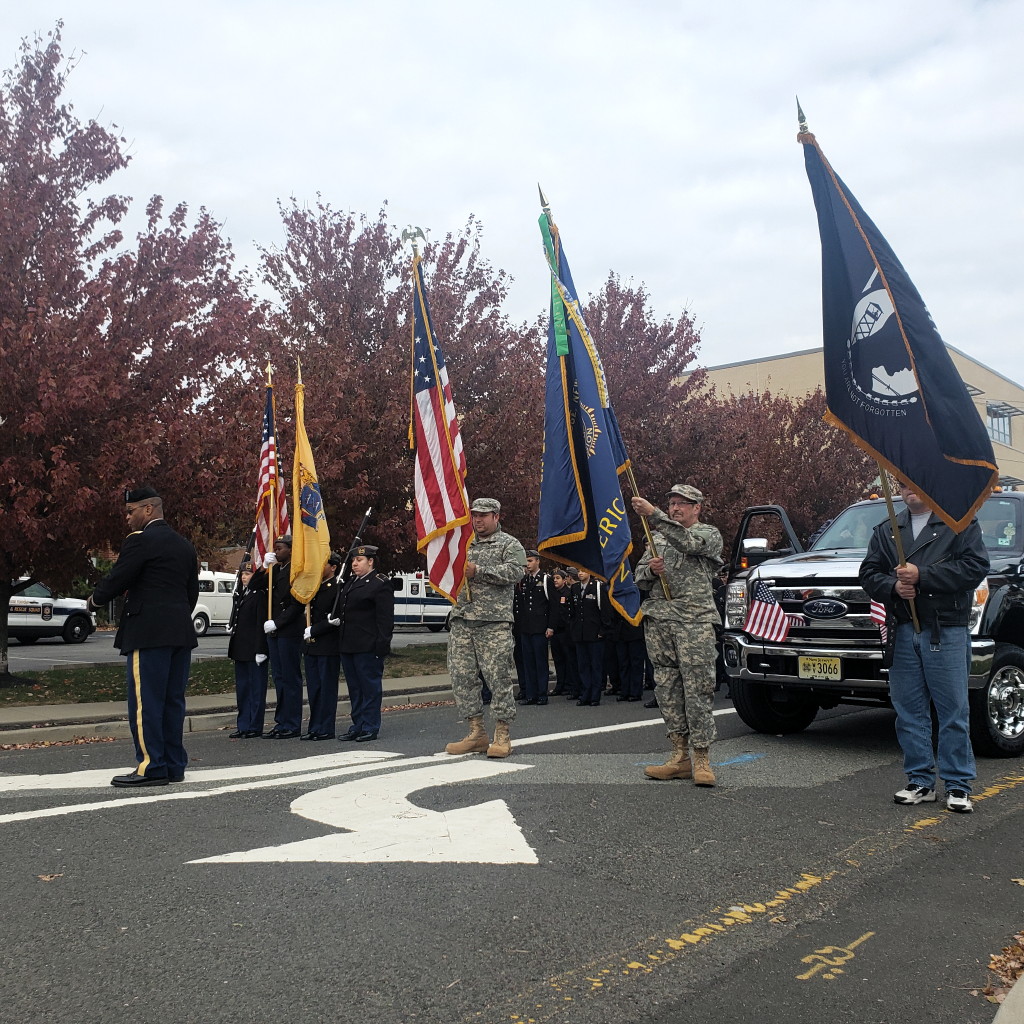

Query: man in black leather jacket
left=860, top=481, right=989, bottom=814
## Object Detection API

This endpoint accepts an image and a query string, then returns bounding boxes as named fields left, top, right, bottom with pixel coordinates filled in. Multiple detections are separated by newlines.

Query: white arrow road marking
left=190, top=759, right=537, bottom=864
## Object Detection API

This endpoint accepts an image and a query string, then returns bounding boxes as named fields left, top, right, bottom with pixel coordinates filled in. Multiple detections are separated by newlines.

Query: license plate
left=798, top=656, right=841, bottom=680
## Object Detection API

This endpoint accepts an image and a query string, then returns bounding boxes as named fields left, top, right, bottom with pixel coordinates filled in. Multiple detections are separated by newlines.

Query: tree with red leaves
left=0, top=28, right=264, bottom=681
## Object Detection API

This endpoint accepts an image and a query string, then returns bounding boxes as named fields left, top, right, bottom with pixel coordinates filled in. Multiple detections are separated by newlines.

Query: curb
left=0, top=685, right=455, bottom=746
left=994, top=979, right=1024, bottom=1024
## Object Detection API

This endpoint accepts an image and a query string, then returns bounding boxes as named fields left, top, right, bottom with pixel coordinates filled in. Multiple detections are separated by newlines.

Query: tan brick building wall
left=689, top=346, right=1024, bottom=488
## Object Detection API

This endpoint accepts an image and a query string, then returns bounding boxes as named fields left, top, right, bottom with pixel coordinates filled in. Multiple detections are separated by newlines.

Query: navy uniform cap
left=351, top=544, right=379, bottom=559
left=125, top=485, right=160, bottom=503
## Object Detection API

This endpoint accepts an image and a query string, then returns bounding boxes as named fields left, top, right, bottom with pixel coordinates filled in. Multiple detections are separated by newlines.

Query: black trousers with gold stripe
left=124, top=646, right=190, bottom=779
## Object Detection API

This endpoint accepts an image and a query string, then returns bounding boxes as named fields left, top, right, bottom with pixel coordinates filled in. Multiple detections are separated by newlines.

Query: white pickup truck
left=8, top=581, right=97, bottom=644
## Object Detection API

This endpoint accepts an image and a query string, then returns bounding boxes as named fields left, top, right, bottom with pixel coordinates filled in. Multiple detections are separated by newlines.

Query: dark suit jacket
left=336, top=572, right=395, bottom=656
left=92, top=518, right=200, bottom=653
left=227, top=576, right=269, bottom=662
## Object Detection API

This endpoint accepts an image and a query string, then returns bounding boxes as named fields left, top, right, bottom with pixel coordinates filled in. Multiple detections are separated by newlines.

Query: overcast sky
left=8, top=0, right=1024, bottom=390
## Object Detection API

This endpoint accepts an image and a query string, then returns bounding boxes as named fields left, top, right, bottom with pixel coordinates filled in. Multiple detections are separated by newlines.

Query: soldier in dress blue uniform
left=227, top=564, right=269, bottom=737
left=89, top=486, right=199, bottom=787
left=335, top=545, right=395, bottom=742
left=302, top=552, right=343, bottom=740
left=513, top=550, right=560, bottom=705
left=261, top=535, right=306, bottom=739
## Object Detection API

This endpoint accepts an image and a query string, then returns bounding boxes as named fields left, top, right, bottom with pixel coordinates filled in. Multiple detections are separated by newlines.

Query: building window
left=988, top=412, right=1012, bottom=445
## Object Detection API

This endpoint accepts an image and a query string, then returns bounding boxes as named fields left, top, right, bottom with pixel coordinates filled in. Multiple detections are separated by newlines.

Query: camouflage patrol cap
left=351, top=544, right=379, bottom=560
left=667, top=484, right=704, bottom=503
left=470, top=497, right=501, bottom=514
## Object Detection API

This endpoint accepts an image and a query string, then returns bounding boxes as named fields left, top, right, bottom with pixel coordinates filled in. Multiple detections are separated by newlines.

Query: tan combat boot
left=692, top=747, right=716, bottom=787
left=445, top=715, right=489, bottom=755
left=486, top=720, right=512, bottom=759
left=644, top=733, right=692, bottom=780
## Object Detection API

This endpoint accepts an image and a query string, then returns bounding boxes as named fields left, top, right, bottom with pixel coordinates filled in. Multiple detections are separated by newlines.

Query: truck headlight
left=725, top=581, right=747, bottom=627
left=969, top=583, right=988, bottom=633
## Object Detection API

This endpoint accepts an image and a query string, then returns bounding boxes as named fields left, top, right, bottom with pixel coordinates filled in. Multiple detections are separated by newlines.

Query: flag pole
left=539, top=186, right=670, bottom=601
left=266, top=360, right=276, bottom=621
left=877, top=465, right=921, bottom=633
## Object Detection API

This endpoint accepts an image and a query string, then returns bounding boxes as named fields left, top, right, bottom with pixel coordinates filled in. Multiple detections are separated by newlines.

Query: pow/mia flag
left=801, top=129, right=998, bottom=532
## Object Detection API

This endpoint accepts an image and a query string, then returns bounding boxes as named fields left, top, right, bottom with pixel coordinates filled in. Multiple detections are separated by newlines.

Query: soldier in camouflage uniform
left=444, top=497, right=527, bottom=759
left=632, top=484, right=723, bottom=786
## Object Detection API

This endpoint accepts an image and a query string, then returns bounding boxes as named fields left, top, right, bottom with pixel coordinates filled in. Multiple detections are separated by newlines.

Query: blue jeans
left=890, top=622, right=975, bottom=793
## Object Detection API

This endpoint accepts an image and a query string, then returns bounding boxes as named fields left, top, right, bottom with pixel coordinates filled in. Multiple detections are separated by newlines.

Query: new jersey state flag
left=290, top=377, right=331, bottom=604
left=800, top=129, right=998, bottom=531
left=536, top=204, right=642, bottom=625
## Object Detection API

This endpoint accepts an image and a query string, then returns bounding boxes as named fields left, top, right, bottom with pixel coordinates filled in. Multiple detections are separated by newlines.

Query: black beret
left=328, top=551, right=344, bottom=567
left=125, top=486, right=160, bottom=503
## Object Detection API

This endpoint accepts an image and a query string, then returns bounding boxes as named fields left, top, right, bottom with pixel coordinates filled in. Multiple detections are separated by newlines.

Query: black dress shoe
left=167, top=775, right=185, bottom=783
left=616, top=695, right=629, bottom=702
left=111, top=773, right=168, bottom=788
left=590, top=700, right=602, bottom=706
left=354, top=731, right=379, bottom=742
left=309, top=732, right=335, bottom=741
left=338, top=732, right=360, bottom=742
left=263, top=729, right=300, bottom=739
left=229, top=729, right=246, bottom=738
left=536, top=699, right=548, bottom=705
left=576, top=699, right=589, bottom=706
left=627, top=696, right=641, bottom=702
left=300, top=732, right=316, bottom=741
left=644, top=698, right=659, bottom=709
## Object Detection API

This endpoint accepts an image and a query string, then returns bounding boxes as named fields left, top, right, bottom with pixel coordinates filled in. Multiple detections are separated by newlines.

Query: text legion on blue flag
left=408, top=253, right=471, bottom=603
left=254, top=383, right=290, bottom=570
left=743, top=580, right=791, bottom=643
left=800, top=129, right=998, bottom=533
left=535, top=205, right=642, bottom=625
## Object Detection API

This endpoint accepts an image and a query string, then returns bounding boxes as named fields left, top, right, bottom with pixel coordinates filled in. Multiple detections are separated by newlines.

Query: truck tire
left=192, top=612, right=210, bottom=637
left=426, top=622, right=445, bottom=633
left=731, top=679, right=819, bottom=734
left=62, top=616, right=91, bottom=644
left=969, top=643, right=1024, bottom=758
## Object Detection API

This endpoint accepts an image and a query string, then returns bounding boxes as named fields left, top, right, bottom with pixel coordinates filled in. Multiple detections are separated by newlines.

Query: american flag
left=408, top=255, right=471, bottom=602
left=253, top=383, right=290, bottom=570
left=743, top=580, right=791, bottom=642
left=870, top=599, right=888, bottom=643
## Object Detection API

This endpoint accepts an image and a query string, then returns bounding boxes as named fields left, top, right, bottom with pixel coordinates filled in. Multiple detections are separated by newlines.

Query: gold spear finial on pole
left=265, top=359, right=272, bottom=386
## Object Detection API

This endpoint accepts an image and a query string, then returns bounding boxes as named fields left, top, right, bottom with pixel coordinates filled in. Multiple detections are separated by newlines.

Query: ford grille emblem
left=802, top=598, right=848, bottom=619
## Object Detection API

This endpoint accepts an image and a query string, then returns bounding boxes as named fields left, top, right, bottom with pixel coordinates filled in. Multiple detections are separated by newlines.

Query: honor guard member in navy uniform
left=302, top=551, right=344, bottom=740
left=89, top=486, right=199, bottom=787
left=513, top=550, right=560, bottom=704
left=568, top=569, right=612, bottom=706
left=261, top=535, right=307, bottom=739
left=227, top=563, right=269, bottom=737
left=336, top=545, right=395, bottom=742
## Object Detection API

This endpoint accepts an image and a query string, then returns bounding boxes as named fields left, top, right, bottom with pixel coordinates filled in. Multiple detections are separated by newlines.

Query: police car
left=8, top=581, right=97, bottom=644
left=391, top=572, right=452, bottom=631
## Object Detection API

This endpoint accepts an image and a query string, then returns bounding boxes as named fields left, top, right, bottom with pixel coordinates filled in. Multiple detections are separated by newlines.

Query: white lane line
left=512, top=707, right=736, bottom=748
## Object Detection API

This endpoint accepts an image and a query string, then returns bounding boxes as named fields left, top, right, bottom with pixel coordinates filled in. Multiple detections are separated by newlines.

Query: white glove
left=328, top=616, right=340, bottom=627
left=263, top=552, right=277, bottom=566
left=255, top=654, right=268, bottom=664
left=263, top=620, right=277, bottom=634
left=303, top=626, right=312, bottom=641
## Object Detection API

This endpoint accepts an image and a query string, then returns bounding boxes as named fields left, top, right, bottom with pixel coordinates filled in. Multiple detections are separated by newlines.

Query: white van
left=192, top=570, right=239, bottom=636
left=391, top=572, right=452, bottom=631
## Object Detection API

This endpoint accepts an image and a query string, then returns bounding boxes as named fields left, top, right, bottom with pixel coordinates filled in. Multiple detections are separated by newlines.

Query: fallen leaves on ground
left=1, top=736, right=116, bottom=751
left=37, top=874, right=63, bottom=882
left=977, top=932, right=1024, bottom=1003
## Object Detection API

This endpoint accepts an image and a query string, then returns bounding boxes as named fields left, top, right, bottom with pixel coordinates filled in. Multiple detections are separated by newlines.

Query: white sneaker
left=945, top=790, right=973, bottom=814
left=894, top=783, right=936, bottom=805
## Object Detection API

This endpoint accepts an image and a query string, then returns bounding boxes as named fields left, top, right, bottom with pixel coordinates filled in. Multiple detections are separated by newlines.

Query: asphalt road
left=1, top=696, right=1019, bottom=1024
left=4, top=625, right=447, bottom=673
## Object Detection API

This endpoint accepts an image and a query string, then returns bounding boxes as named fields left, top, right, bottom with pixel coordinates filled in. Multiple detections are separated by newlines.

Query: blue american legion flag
left=743, top=580, right=791, bottom=642
left=800, top=128, right=998, bottom=532
left=535, top=201, right=642, bottom=625
left=408, top=253, right=471, bottom=603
